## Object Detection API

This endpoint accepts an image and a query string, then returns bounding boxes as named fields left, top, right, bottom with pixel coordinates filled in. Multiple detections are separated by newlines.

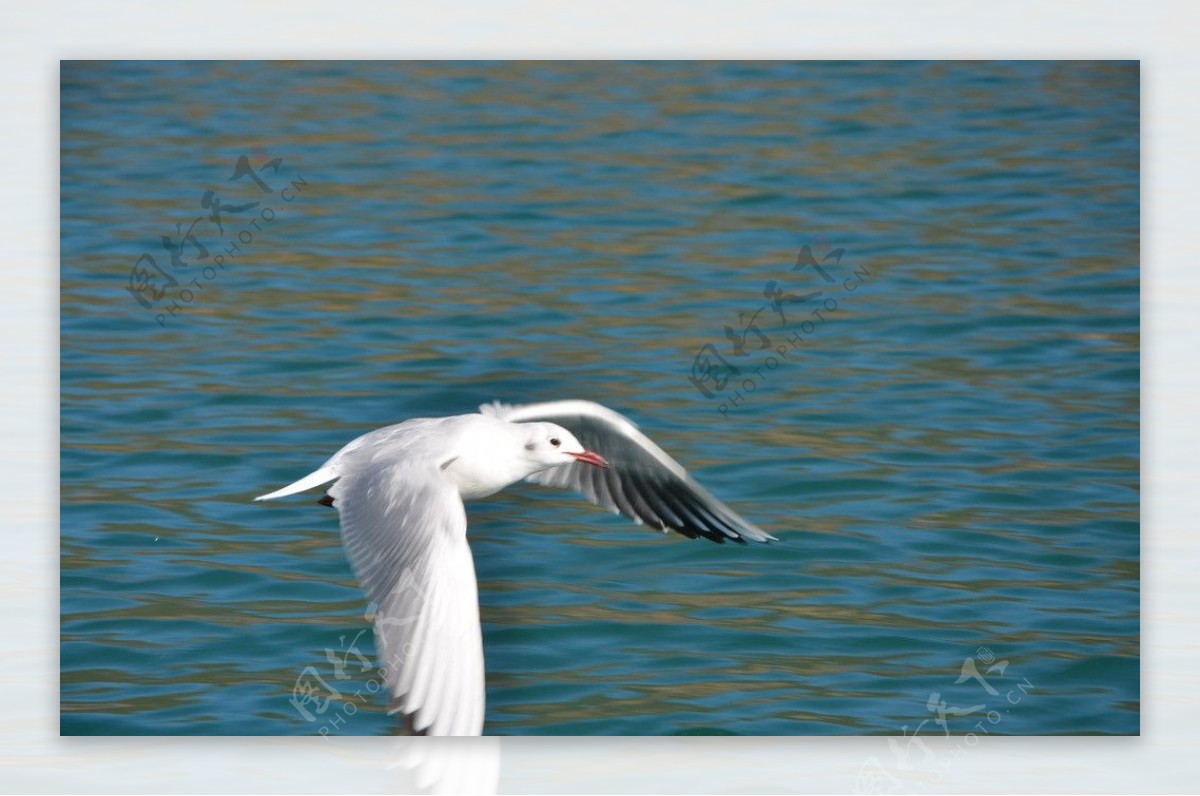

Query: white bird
left=256, top=399, right=774, bottom=735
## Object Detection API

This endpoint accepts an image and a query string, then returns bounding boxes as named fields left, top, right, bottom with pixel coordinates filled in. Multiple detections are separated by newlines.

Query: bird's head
left=520, top=422, right=609, bottom=471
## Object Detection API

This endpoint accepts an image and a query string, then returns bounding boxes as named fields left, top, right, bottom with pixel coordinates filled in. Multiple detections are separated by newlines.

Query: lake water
left=60, top=61, right=1139, bottom=736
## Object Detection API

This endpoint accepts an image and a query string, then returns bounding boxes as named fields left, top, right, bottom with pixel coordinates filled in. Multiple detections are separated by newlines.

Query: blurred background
left=60, top=61, right=1138, bottom=735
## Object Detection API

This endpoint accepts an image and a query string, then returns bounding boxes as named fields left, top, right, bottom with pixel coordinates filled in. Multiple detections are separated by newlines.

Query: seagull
left=256, top=399, right=774, bottom=735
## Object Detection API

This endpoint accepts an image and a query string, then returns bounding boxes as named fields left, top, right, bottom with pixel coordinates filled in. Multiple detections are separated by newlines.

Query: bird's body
left=256, top=400, right=773, bottom=735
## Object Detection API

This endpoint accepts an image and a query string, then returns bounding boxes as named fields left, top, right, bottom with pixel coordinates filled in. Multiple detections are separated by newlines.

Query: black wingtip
left=317, top=494, right=334, bottom=507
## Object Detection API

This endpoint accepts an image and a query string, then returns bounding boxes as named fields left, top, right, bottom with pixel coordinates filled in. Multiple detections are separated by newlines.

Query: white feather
left=253, top=465, right=338, bottom=501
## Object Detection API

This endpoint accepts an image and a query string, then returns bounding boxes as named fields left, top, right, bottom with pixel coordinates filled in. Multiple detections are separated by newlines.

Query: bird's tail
left=255, top=466, right=339, bottom=501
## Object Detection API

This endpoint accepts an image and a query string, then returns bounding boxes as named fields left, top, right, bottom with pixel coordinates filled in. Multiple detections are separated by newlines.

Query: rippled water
left=60, top=61, right=1139, bottom=736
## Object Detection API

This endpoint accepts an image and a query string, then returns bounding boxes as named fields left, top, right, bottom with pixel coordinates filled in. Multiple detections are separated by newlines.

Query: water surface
left=60, top=61, right=1139, bottom=736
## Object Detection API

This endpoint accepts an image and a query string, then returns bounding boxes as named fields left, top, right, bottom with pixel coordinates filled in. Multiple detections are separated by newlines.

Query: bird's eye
left=550, top=438, right=561, bottom=447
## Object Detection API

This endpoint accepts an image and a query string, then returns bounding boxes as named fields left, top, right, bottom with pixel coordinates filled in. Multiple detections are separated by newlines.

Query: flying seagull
left=256, top=399, right=774, bottom=735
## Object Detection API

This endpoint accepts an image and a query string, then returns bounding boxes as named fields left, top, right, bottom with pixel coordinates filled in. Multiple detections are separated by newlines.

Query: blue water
left=60, top=61, right=1139, bottom=736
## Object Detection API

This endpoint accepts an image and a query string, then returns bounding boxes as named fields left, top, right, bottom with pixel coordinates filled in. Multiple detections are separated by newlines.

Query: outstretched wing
left=482, top=400, right=775, bottom=544
left=327, top=458, right=485, bottom=736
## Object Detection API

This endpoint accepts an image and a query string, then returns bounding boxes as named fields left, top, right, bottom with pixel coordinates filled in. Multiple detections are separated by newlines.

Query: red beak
left=568, top=450, right=609, bottom=468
